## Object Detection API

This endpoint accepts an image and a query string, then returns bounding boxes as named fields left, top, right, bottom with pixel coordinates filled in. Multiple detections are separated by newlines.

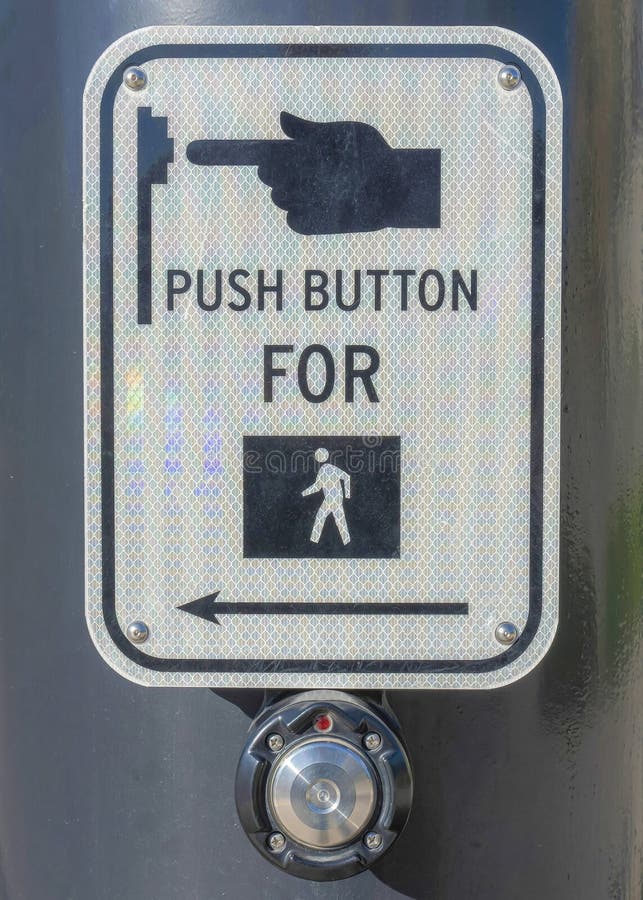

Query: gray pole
left=0, top=1, right=641, bottom=898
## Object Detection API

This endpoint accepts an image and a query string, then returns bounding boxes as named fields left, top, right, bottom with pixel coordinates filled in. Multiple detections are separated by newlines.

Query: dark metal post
left=0, top=1, right=640, bottom=897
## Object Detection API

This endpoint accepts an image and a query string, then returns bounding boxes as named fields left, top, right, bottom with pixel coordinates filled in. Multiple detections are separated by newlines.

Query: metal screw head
left=495, top=622, right=519, bottom=645
left=498, top=64, right=521, bottom=91
left=266, top=733, right=285, bottom=752
left=267, top=832, right=286, bottom=852
left=363, top=732, right=382, bottom=751
left=364, top=831, right=383, bottom=851
left=123, top=67, right=147, bottom=91
left=126, top=621, right=149, bottom=643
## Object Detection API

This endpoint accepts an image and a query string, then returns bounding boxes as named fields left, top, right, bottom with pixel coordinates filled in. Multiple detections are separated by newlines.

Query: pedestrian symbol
left=302, top=448, right=351, bottom=545
left=243, top=436, right=400, bottom=559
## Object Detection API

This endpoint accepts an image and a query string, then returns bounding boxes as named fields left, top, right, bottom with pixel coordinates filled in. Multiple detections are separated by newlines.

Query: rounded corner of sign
left=484, top=25, right=562, bottom=103
left=487, top=617, right=559, bottom=689
left=82, top=26, right=161, bottom=109
left=84, top=615, right=158, bottom=687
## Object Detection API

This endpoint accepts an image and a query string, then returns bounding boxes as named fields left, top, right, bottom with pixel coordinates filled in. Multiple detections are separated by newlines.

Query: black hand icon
left=186, top=112, right=440, bottom=235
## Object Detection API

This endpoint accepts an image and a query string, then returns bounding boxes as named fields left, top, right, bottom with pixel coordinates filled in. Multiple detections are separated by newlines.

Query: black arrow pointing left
left=177, top=593, right=468, bottom=625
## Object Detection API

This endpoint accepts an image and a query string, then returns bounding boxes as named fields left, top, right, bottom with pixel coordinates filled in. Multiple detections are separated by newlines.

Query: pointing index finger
left=186, top=139, right=290, bottom=167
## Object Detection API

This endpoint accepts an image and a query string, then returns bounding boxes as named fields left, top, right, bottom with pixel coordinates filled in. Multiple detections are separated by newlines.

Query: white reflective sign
left=84, top=26, right=562, bottom=689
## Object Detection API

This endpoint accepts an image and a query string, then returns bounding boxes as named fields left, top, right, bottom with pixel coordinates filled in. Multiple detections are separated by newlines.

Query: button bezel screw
left=363, top=732, right=382, bottom=751
left=267, top=832, right=286, bottom=852
left=266, top=733, right=285, bottom=752
left=364, top=831, right=383, bottom=851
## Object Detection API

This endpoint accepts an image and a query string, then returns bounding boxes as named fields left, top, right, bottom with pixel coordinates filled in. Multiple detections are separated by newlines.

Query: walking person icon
left=243, top=436, right=400, bottom=558
left=301, top=448, right=351, bottom=545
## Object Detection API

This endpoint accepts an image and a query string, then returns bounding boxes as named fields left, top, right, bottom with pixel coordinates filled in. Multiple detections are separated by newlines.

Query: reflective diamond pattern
left=84, top=26, right=562, bottom=689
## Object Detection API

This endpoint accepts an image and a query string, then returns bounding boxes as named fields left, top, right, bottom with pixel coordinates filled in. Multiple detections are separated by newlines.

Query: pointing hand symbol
left=186, top=112, right=440, bottom=235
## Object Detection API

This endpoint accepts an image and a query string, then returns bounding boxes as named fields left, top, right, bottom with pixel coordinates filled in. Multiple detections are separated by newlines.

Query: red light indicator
left=314, top=713, right=333, bottom=733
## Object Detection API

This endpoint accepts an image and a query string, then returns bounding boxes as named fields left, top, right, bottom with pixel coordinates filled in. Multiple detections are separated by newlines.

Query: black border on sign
left=97, top=41, right=547, bottom=675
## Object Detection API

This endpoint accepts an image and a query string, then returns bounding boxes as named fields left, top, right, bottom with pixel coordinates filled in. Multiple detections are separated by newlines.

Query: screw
left=123, top=67, right=147, bottom=91
left=498, top=64, right=521, bottom=91
left=126, top=621, right=149, bottom=643
left=363, top=732, right=382, bottom=751
left=495, top=622, right=519, bottom=645
left=364, top=831, right=383, bottom=851
left=267, top=832, right=286, bottom=852
left=266, top=733, right=284, bottom=752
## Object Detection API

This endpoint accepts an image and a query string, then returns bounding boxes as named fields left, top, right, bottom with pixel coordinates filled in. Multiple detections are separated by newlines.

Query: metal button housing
left=235, top=690, right=413, bottom=881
